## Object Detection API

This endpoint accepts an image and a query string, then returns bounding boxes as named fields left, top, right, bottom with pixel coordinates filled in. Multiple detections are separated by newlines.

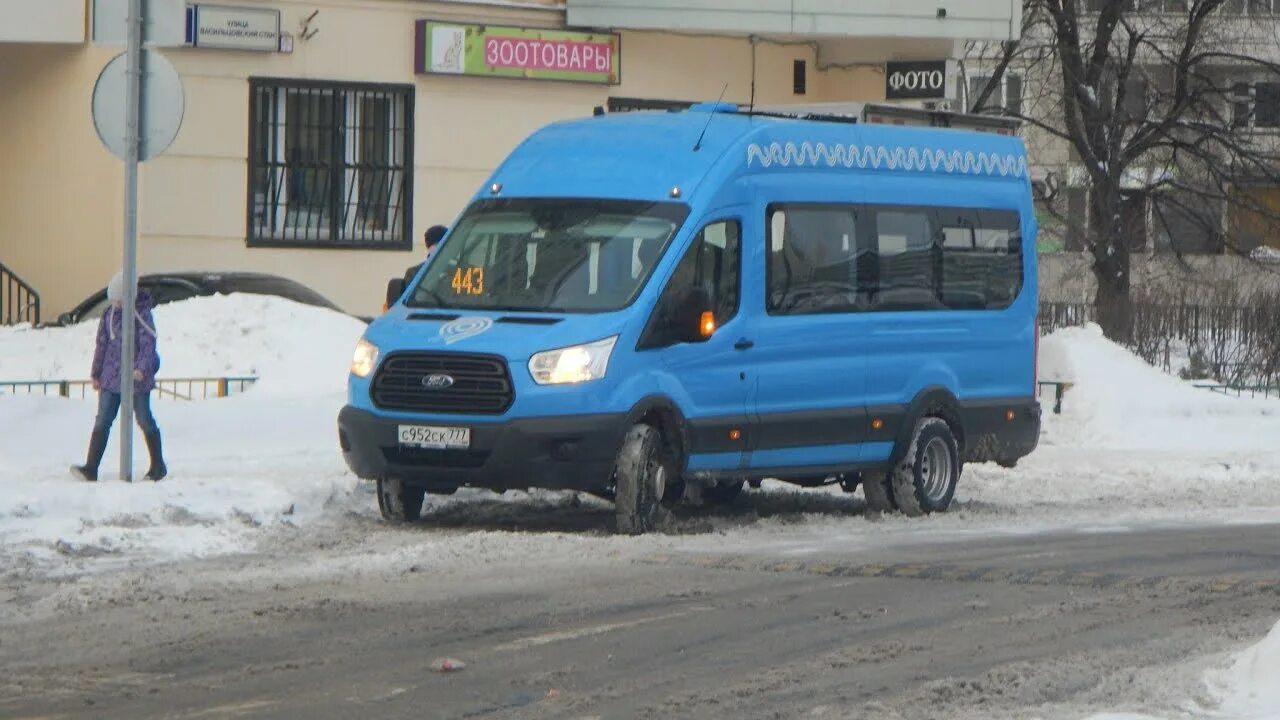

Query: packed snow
left=1084, top=618, right=1280, bottom=720
left=3, top=296, right=1280, bottom=577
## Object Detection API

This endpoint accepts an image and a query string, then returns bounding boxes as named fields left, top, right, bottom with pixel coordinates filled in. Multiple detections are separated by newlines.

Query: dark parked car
left=55, top=272, right=360, bottom=326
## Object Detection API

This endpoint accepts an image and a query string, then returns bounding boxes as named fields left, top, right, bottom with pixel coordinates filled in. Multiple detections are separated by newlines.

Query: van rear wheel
left=891, top=417, right=961, bottom=517
left=377, top=477, right=425, bottom=523
left=614, top=424, right=672, bottom=535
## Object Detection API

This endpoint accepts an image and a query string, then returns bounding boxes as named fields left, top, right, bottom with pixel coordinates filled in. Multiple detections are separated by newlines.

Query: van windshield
left=407, top=199, right=689, bottom=313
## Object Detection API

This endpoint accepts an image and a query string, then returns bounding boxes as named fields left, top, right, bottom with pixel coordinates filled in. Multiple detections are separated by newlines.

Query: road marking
left=493, top=608, right=707, bottom=652
left=637, top=555, right=1280, bottom=597
left=183, top=700, right=280, bottom=718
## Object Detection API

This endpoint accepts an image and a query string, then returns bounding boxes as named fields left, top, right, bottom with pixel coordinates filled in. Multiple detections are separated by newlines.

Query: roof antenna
left=693, top=82, right=730, bottom=152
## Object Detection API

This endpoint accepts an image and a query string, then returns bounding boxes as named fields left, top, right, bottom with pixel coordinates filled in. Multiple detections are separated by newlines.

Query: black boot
left=144, top=432, right=167, bottom=481
left=71, top=431, right=109, bottom=482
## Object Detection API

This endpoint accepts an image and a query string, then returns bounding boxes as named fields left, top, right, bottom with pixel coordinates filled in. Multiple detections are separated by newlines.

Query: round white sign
left=92, top=49, right=185, bottom=162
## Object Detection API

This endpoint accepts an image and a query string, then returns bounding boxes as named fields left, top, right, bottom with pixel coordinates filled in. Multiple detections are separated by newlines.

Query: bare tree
left=964, top=0, right=1280, bottom=341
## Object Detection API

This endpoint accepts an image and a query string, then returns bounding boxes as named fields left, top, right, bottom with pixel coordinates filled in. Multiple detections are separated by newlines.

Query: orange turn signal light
left=729, top=429, right=742, bottom=441
left=871, top=418, right=884, bottom=431
left=699, top=311, right=716, bottom=339
left=1005, top=410, right=1016, bottom=422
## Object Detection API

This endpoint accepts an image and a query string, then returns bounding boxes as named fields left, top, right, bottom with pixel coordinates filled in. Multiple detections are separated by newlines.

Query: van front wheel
left=891, top=417, right=961, bottom=517
left=613, top=424, right=672, bottom=535
left=377, top=477, right=425, bottom=523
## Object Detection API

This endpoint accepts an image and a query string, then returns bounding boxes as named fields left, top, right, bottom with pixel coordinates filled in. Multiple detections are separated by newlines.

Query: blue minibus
left=339, top=102, right=1040, bottom=533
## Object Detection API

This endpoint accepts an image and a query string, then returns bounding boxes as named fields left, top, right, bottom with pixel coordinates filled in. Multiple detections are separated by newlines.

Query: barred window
left=248, top=79, right=413, bottom=249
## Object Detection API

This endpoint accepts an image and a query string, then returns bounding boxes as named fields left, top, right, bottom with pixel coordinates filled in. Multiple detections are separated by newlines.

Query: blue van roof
left=484, top=106, right=1030, bottom=204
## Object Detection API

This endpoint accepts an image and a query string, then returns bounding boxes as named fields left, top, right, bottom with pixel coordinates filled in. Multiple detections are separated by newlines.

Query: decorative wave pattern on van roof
left=745, top=142, right=1028, bottom=179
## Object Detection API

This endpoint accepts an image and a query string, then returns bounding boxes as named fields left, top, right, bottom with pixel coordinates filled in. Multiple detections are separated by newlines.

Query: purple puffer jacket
left=91, top=290, right=159, bottom=394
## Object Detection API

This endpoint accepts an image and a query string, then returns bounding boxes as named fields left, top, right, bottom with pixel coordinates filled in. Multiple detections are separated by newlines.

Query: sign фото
left=189, top=4, right=280, bottom=51
left=414, top=21, right=621, bottom=84
left=885, top=60, right=949, bottom=101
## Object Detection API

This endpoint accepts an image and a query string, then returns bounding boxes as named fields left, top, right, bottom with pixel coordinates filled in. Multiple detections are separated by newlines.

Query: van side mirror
left=385, top=278, right=406, bottom=308
left=674, top=287, right=715, bottom=343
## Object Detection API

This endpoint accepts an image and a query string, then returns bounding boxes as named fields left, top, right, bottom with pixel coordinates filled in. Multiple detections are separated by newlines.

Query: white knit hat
left=106, top=271, right=125, bottom=303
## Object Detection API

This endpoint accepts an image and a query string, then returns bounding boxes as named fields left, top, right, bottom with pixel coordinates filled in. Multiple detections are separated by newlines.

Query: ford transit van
left=339, top=103, right=1040, bottom=534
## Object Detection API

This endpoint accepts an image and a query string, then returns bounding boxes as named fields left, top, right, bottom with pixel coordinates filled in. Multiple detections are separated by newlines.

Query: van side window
left=641, top=220, right=742, bottom=348
left=766, top=205, right=866, bottom=314
left=871, top=208, right=943, bottom=311
left=765, top=203, right=1023, bottom=315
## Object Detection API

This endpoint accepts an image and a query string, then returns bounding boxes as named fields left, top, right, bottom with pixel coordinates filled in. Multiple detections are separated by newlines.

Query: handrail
left=0, top=260, right=41, bottom=326
left=0, top=376, right=258, bottom=400
left=1036, top=380, right=1071, bottom=415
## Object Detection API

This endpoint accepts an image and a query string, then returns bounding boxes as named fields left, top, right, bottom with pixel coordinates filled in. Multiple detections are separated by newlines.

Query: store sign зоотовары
left=415, top=21, right=620, bottom=84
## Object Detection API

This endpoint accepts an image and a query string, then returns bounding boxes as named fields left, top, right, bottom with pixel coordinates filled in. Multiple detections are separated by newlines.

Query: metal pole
left=119, top=0, right=145, bottom=482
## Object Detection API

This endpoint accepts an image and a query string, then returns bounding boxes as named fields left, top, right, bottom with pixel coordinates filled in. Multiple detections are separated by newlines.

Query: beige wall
left=1, top=0, right=909, bottom=320
left=0, top=0, right=86, bottom=43
left=0, top=42, right=122, bottom=317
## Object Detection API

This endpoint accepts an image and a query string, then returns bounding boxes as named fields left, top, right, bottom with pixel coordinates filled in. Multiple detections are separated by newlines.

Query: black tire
left=613, top=424, right=672, bottom=535
left=701, top=479, right=745, bottom=505
left=861, top=472, right=897, bottom=514
left=377, top=477, right=425, bottom=523
left=890, top=417, right=961, bottom=517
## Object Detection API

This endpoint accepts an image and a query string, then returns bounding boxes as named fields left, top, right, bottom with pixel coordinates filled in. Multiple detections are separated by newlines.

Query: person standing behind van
left=403, top=225, right=447, bottom=287
left=71, top=272, right=167, bottom=482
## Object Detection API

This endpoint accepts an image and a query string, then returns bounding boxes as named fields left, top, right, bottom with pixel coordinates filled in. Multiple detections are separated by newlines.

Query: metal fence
left=0, top=377, right=258, bottom=400
left=1040, top=301, right=1280, bottom=344
left=1039, top=298, right=1280, bottom=392
left=1191, top=383, right=1280, bottom=400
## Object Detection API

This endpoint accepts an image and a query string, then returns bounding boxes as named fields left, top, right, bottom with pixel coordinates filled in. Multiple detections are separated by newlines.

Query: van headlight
left=529, top=336, right=618, bottom=385
left=351, top=338, right=380, bottom=378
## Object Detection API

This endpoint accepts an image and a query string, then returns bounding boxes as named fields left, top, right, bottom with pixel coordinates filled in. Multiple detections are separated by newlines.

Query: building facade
left=0, top=0, right=1021, bottom=320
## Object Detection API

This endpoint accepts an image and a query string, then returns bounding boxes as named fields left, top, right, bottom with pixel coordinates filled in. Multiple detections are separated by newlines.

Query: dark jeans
left=94, top=391, right=160, bottom=437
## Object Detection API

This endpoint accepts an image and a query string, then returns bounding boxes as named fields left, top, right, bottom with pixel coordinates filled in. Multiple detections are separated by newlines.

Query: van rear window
left=407, top=199, right=689, bottom=313
left=767, top=203, right=1023, bottom=314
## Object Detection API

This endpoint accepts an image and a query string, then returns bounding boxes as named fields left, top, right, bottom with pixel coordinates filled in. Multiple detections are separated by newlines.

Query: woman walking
left=71, top=272, right=167, bottom=482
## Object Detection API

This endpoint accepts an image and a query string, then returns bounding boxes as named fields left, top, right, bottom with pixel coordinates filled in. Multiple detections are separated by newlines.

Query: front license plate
left=398, top=425, right=470, bottom=449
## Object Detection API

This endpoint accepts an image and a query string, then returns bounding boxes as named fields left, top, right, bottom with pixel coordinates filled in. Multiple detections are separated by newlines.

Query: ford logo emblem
left=422, top=374, right=455, bottom=390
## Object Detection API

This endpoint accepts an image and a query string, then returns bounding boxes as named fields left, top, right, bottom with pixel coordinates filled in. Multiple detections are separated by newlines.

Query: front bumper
left=337, top=405, right=625, bottom=492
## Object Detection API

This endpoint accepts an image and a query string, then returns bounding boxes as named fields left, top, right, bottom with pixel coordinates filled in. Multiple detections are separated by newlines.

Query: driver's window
left=649, top=219, right=742, bottom=345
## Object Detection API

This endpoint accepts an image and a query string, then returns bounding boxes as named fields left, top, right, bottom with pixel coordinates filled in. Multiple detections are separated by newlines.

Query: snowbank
left=1085, top=618, right=1280, bottom=720
left=1038, top=324, right=1279, bottom=452
left=1205, top=618, right=1280, bottom=719
left=0, top=294, right=367, bottom=396
left=1, top=295, right=369, bottom=574
left=0, top=393, right=359, bottom=573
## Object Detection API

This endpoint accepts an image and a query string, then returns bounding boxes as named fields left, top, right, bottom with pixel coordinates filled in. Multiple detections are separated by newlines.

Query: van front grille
left=371, top=352, right=513, bottom=415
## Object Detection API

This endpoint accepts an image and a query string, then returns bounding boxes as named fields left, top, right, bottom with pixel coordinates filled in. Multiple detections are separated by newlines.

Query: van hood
left=365, top=308, right=629, bottom=362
